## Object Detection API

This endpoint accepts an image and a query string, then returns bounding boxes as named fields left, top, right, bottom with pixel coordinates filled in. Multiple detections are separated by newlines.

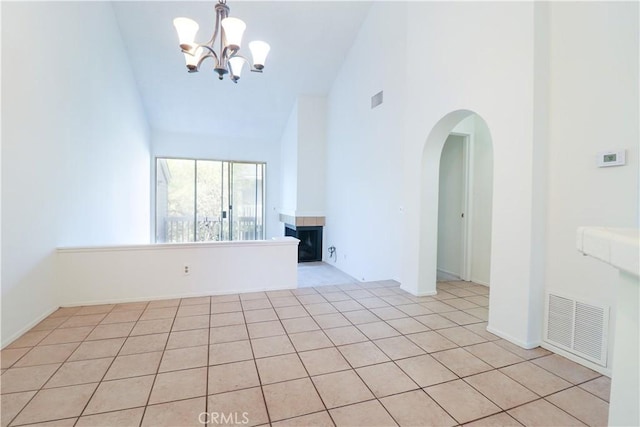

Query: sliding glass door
left=231, top=162, right=264, bottom=241
left=156, top=158, right=265, bottom=243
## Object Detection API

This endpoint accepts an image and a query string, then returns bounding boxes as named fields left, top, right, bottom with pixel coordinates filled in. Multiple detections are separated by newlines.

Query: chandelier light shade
left=228, top=56, right=245, bottom=78
left=248, top=41, right=270, bottom=70
left=183, top=46, right=203, bottom=69
left=220, top=17, right=246, bottom=49
left=173, top=18, right=199, bottom=50
left=173, top=0, right=270, bottom=83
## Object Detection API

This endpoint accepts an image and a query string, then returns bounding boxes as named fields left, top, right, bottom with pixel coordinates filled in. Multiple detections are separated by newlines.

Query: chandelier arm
left=218, top=4, right=229, bottom=63
left=195, top=52, right=216, bottom=71
left=229, top=50, right=255, bottom=73
left=175, top=0, right=266, bottom=83
left=219, top=29, right=226, bottom=65
left=181, top=45, right=219, bottom=71
left=199, top=45, right=219, bottom=63
left=225, top=47, right=240, bottom=60
left=204, top=3, right=222, bottom=47
left=230, top=53, right=263, bottom=73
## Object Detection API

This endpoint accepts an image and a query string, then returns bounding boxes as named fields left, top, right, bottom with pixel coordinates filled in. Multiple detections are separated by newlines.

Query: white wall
left=544, top=2, right=639, bottom=370
left=324, top=2, right=406, bottom=282
left=151, top=129, right=281, bottom=239
left=324, top=3, right=535, bottom=332
left=279, top=102, right=298, bottom=218
left=278, top=96, right=327, bottom=220
left=470, top=117, right=493, bottom=286
left=322, top=1, right=549, bottom=347
left=1, top=2, right=150, bottom=346
left=324, top=0, right=637, bottom=357
left=437, top=135, right=465, bottom=278
left=296, top=96, right=327, bottom=217
left=57, top=239, right=298, bottom=306
left=402, top=2, right=540, bottom=346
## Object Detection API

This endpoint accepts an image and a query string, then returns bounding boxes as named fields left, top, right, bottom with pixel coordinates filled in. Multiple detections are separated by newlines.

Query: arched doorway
left=417, top=110, right=494, bottom=294
left=437, top=117, right=493, bottom=285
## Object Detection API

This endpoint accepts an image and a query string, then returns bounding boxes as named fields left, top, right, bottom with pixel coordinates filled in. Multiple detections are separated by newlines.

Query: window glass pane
left=232, top=163, right=263, bottom=240
left=222, top=161, right=230, bottom=240
left=155, top=158, right=265, bottom=242
left=196, top=160, right=223, bottom=241
left=256, top=164, right=264, bottom=238
left=156, top=158, right=195, bottom=243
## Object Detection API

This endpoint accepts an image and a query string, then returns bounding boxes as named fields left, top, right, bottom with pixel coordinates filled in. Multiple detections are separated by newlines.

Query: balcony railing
left=159, top=216, right=263, bottom=243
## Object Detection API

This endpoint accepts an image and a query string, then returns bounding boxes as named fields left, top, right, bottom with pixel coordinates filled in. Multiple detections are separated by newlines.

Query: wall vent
left=544, top=292, right=609, bottom=366
left=371, top=91, right=383, bottom=109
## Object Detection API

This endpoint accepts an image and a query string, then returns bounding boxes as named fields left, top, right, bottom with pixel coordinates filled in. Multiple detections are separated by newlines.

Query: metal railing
left=160, top=216, right=262, bottom=243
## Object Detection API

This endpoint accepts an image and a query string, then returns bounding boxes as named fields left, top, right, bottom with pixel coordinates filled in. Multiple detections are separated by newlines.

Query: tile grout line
left=397, top=288, right=590, bottom=425
left=362, top=330, right=464, bottom=425
left=69, top=302, right=149, bottom=426
left=573, top=375, right=610, bottom=403
left=204, top=297, right=213, bottom=425
left=539, top=390, right=603, bottom=425
left=298, top=288, right=409, bottom=427
left=267, top=289, right=337, bottom=426
left=74, top=302, right=148, bottom=426
left=136, top=299, right=179, bottom=427
left=299, top=286, right=563, bottom=426
left=20, top=310, right=564, bottom=422
left=8, top=304, right=126, bottom=427
left=245, top=283, right=560, bottom=425
left=1, top=282, right=608, bottom=427
left=408, top=288, right=512, bottom=425
left=238, top=295, right=273, bottom=427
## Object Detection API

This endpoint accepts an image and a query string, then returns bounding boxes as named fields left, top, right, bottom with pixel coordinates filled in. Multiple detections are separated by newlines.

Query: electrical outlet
left=183, top=265, right=190, bottom=276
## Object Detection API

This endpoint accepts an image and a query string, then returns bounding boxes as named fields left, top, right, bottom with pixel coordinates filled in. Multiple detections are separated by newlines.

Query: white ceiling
left=112, top=1, right=372, bottom=143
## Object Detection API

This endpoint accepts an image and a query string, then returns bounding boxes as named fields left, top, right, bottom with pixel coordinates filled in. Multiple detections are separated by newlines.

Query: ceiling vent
left=544, top=292, right=609, bottom=366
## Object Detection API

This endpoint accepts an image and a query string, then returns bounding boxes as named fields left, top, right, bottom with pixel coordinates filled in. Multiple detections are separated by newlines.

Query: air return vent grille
left=544, top=292, right=609, bottom=366
left=547, top=294, right=573, bottom=348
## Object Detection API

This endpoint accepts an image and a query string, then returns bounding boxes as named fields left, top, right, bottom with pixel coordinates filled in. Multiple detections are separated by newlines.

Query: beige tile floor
left=1, top=279, right=610, bottom=426
left=297, top=262, right=358, bottom=288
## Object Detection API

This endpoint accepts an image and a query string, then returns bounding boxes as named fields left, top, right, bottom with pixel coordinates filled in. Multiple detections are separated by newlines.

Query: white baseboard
left=437, top=269, right=460, bottom=281
left=470, top=277, right=490, bottom=287
left=400, top=286, right=438, bottom=297
left=1, top=306, right=59, bottom=349
left=400, top=284, right=437, bottom=297
left=486, top=324, right=541, bottom=349
left=61, top=285, right=297, bottom=308
left=415, top=290, right=438, bottom=297
left=541, top=341, right=611, bottom=376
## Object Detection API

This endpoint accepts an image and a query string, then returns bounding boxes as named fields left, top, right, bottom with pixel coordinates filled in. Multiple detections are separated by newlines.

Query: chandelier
left=173, top=0, right=270, bottom=83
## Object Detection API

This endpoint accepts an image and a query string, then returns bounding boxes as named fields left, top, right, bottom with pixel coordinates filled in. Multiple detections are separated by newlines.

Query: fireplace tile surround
left=279, top=214, right=325, bottom=228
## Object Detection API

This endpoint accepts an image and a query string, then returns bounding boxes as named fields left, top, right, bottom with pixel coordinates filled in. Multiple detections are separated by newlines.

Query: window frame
left=153, top=156, right=267, bottom=243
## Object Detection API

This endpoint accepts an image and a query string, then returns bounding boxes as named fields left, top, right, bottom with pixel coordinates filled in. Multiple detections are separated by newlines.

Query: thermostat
left=597, top=150, right=626, bottom=167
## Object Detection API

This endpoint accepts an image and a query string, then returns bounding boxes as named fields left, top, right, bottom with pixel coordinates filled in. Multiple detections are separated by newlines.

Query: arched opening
left=418, top=110, right=494, bottom=298
left=437, top=116, right=493, bottom=285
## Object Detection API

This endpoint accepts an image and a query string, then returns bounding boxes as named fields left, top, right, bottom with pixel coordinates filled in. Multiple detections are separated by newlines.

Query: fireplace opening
left=285, top=225, right=323, bottom=262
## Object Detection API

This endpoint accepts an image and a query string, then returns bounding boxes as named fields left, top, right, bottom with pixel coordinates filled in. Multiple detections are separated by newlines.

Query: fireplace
left=285, top=225, right=323, bottom=262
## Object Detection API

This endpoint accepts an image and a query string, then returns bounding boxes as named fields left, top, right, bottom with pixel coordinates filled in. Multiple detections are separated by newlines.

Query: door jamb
left=449, top=132, right=474, bottom=281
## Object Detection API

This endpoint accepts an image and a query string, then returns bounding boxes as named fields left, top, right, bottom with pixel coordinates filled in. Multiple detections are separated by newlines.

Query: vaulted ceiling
left=113, top=1, right=372, bottom=143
